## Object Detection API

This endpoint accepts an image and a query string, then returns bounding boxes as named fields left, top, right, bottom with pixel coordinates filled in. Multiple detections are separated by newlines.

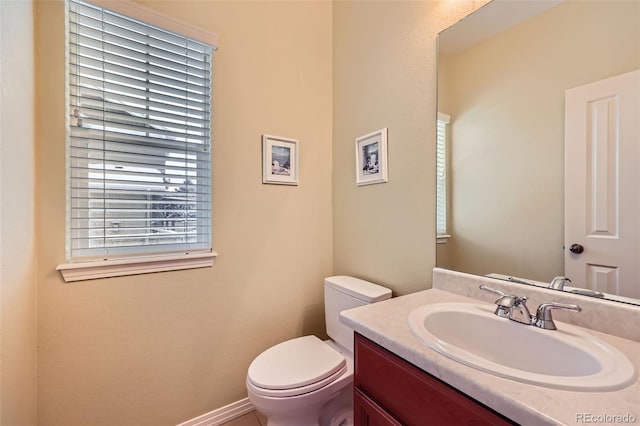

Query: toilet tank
left=324, top=276, right=391, bottom=354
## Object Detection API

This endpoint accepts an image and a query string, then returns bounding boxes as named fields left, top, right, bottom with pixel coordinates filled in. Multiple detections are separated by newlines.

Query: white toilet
left=246, top=276, right=391, bottom=426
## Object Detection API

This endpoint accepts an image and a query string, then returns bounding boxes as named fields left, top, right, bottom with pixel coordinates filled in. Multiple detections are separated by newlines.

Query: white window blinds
left=436, top=113, right=450, bottom=238
left=67, top=0, right=214, bottom=261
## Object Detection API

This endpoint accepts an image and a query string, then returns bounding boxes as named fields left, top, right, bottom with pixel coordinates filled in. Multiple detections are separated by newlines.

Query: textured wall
left=332, top=0, right=488, bottom=296
left=32, top=0, right=502, bottom=424
left=35, top=1, right=332, bottom=424
left=0, top=0, right=38, bottom=424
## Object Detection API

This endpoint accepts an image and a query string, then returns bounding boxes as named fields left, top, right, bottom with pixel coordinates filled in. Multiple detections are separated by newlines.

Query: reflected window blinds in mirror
left=436, top=113, right=450, bottom=243
left=435, top=0, right=640, bottom=305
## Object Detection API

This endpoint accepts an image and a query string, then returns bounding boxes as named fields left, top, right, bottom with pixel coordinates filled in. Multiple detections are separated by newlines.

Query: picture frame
left=355, top=128, right=388, bottom=186
left=262, top=134, right=299, bottom=185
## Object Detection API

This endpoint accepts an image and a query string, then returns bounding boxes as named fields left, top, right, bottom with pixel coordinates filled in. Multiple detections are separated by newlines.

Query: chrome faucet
left=508, top=295, right=533, bottom=325
left=479, top=285, right=532, bottom=324
left=479, top=285, right=581, bottom=330
left=548, top=276, right=571, bottom=290
left=478, top=285, right=516, bottom=318
left=535, top=302, right=582, bottom=330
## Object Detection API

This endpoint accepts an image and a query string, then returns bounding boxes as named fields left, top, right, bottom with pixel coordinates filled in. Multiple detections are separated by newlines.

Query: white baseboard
left=176, top=398, right=256, bottom=426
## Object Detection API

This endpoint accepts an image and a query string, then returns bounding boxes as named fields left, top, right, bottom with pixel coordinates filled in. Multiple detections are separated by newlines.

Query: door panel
left=587, top=264, right=619, bottom=295
left=565, top=69, right=640, bottom=298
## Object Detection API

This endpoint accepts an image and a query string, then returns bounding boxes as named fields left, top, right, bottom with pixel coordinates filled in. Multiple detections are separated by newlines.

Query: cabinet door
left=354, top=388, right=402, bottom=426
left=355, top=334, right=515, bottom=425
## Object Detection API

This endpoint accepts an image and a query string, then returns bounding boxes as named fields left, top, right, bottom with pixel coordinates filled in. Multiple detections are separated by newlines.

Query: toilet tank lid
left=324, top=276, right=391, bottom=303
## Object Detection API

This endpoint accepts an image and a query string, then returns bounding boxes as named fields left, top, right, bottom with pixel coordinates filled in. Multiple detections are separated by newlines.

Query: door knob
left=569, top=243, right=584, bottom=254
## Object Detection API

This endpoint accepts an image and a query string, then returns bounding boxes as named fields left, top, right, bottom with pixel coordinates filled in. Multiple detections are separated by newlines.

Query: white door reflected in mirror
left=564, top=69, right=640, bottom=299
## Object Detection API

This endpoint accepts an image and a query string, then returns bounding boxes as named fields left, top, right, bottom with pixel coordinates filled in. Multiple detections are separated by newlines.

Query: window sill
left=436, top=235, right=451, bottom=244
left=56, top=251, right=218, bottom=282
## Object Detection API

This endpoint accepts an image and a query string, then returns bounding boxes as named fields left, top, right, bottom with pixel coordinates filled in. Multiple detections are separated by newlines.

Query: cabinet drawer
left=354, top=333, right=514, bottom=426
left=354, top=388, right=402, bottom=426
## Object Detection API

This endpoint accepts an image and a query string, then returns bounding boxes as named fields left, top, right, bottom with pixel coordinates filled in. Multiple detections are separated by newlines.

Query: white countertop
left=340, top=288, right=640, bottom=426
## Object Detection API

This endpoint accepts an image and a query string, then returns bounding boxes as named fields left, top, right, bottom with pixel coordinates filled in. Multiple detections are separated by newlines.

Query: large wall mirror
left=436, top=0, right=640, bottom=305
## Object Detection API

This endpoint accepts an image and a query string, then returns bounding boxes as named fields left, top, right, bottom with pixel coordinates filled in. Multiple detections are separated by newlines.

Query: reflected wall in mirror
left=436, top=0, right=640, bottom=304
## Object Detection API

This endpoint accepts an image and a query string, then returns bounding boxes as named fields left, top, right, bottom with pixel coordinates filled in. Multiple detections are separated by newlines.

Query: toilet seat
left=247, top=363, right=348, bottom=397
left=247, top=335, right=346, bottom=397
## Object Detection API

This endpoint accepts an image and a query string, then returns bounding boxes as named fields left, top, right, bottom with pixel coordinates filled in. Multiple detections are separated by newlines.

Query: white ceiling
left=438, top=0, right=564, bottom=56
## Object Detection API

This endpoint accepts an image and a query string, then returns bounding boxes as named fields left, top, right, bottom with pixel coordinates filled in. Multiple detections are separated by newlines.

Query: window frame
left=58, top=0, right=219, bottom=282
left=436, top=112, right=450, bottom=244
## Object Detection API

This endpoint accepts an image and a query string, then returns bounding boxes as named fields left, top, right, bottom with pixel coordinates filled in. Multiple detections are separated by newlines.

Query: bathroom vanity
left=354, top=333, right=513, bottom=425
left=341, top=269, right=640, bottom=425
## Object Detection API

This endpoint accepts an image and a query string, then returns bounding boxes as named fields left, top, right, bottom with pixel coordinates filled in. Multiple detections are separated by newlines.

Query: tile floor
left=220, top=410, right=267, bottom=426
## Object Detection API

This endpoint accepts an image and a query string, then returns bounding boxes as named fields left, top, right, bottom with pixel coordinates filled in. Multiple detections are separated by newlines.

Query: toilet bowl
left=247, top=337, right=353, bottom=426
left=246, top=276, right=391, bottom=426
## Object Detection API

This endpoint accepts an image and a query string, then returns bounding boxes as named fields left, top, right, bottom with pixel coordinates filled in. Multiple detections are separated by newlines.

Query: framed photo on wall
left=262, top=134, right=299, bottom=185
left=355, top=128, right=388, bottom=186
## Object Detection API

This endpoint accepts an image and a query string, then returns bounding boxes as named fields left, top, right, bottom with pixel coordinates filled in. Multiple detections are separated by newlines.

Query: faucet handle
left=508, top=296, right=533, bottom=325
left=479, top=285, right=516, bottom=317
left=548, top=276, right=572, bottom=290
left=535, top=302, right=582, bottom=330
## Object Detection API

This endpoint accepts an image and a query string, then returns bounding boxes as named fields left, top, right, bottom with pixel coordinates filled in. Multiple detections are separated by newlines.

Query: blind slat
left=72, top=112, right=209, bottom=141
left=70, top=220, right=211, bottom=228
left=70, top=4, right=210, bottom=55
left=70, top=82, right=210, bottom=107
left=70, top=41, right=209, bottom=83
left=70, top=242, right=211, bottom=259
left=73, top=108, right=208, bottom=136
left=71, top=128, right=210, bottom=148
left=70, top=55, right=210, bottom=96
left=70, top=93, right=210, bottom=127
left=69, top=26, right=210, bottom=71
left=70, top=152, right=210, bottom=171
left=70, top=76, right=210, bottom=113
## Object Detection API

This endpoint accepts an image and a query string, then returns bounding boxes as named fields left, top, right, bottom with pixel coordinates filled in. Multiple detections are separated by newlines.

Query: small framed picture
left=355, top=128, right=388, bottom=186
left=262, top=134, right=299, bottom=185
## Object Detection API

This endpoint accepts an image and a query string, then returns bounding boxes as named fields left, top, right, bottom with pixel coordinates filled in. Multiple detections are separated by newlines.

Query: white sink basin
left=408, top=303, right=635, bottom=391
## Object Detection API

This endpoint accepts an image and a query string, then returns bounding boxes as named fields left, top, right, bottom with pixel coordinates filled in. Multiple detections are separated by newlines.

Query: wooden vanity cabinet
left=354, top=333, right=515, bottom=426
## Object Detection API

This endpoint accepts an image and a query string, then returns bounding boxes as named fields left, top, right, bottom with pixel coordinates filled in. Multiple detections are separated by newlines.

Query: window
left=59, top=0, right=218, bottom=281
left=436, top=113, right=450, bottom=243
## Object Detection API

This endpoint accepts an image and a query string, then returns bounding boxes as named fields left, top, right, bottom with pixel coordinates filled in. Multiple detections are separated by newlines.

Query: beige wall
left=35, top=1, right=332, bottom=424
left=0, top=0, right=38, bottom=424
left=22, top=0, right=521, bottom=424
left=438, top=1, right=640, bottom=282
left=332, top=0, right=487, bottom=296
